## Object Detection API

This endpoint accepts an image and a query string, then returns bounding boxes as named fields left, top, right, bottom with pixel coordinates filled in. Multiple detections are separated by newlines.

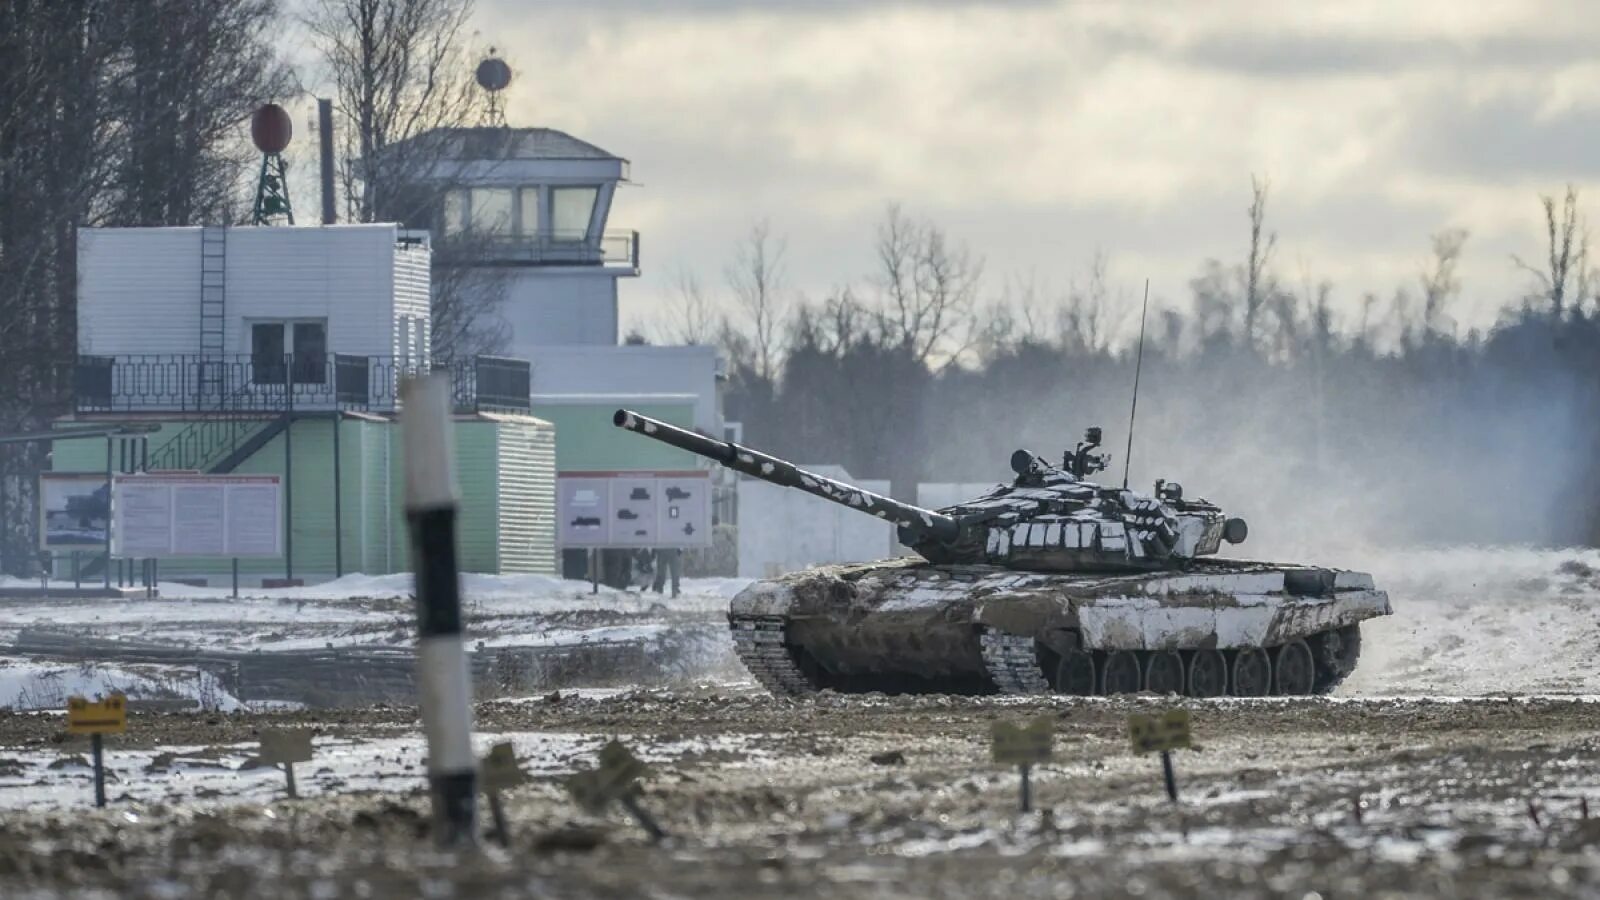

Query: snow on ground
left=1340, top=546, right=1600, bottom=696
left=0, top=657, right=241, bottom=712
left=8, top=548, right=1600, bottom=703
left=0, top=574, right=749, bottom=710
left=0, top=729, right=778, bottom=813
left=0, top=574, right=747, bottom=647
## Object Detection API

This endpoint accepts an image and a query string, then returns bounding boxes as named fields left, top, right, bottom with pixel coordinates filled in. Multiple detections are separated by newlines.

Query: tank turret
left=614, top=409, right=1246, bottom=572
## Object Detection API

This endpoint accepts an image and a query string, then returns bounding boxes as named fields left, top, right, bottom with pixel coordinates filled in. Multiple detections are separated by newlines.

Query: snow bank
left=0, top=656, right=239, bottom=712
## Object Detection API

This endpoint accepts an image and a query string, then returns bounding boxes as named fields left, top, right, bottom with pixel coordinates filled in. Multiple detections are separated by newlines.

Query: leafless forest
left=688, top=186, right=1600, bottom=553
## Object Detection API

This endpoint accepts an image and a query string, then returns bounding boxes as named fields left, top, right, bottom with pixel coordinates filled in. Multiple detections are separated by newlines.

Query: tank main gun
left=613, top=409, right=961, bottom=543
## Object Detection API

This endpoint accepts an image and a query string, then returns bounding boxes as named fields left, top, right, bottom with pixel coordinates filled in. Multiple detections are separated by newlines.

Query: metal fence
left=433, top=229, right=639, bottom=268
left=73, top=354, right=532, bottom=416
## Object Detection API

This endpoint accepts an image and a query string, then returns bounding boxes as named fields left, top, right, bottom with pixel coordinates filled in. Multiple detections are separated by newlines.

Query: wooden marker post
left=567, top=740, right=666, bottom=842
left=479, top=742, right=530, bottom=847
left=401, top=374, right=478, bottom=846
left=991, top=716, right=1054, bottom=812
left=1127, top=709, right=1192, bottom=802
left=260, top=729, right=314, bottom=799
left=67, top=693, right=127, bottom=808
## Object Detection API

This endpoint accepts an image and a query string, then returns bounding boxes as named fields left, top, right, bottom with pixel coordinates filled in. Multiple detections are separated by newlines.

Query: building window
left=519, top=186, right=541, bottom=237
left=469, top=187, right=513, bottom=234
left=550, top=186, right=598, bottom=241
left=442, top=190, right=467, bottom=236
left=251, top=320, right=327, bottom=385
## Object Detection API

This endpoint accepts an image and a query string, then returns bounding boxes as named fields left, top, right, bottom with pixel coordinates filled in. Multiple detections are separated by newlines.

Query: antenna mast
left=1122, top=279, right=1150, bottom=490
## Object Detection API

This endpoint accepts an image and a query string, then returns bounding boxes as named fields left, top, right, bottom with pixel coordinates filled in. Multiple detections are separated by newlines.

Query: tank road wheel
left=1231, top=647, right=1272, bottom=697
left=1101, top=651, right=1143, bottom=694
left=1142, top=650, right=1185, bottom=695
left=1272, top=640, right=1316, bottom=696
left=1054, top=648, right=1098, bottom=696
left=1309, top=624, right=1363, bottom=694
left=1186, top=649, right=1228, bottom=698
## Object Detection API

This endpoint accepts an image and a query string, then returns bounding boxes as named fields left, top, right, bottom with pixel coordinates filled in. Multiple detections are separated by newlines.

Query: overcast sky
left=474, top=0, right=1600, bottom=341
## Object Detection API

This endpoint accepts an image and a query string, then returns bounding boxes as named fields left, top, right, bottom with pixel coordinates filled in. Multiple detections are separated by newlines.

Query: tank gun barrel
left=613, top=409, right=960, bottom=542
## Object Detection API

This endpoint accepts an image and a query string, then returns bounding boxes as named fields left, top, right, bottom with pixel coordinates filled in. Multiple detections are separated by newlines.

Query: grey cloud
left=484, top=0, right=1050, bottom=13
left=1408, top=95, right=1600, bottom=180
left=1175, top=31, right=1599, bottom=78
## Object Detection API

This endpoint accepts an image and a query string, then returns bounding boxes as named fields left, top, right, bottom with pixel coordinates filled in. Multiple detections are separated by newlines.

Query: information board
left=112, top=474, right=282, bottom=558
left=39, top=473, right=112, bottom=550
left=557, top=472, right=712, bottom=549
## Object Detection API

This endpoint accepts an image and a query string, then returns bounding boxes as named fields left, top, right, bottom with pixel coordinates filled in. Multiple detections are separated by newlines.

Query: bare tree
left=307, top=0, right=516, bottom=362
left=105, top=0, right=290, bottom=227
left=1514, top=186, right=1587, bottom=319
left=725, top=219, right=789, bottom=381
left=660, top=267, right=719, bottom=346
left=427, top=240, right=508, bottom=365
left=873, top=203, right=982, bottom=366
left=1057, top=250, right=1115, bottom=353
left=1420, top=228, right=1468, bottom=334
left=1243, top=175, right=1277, bottom=352
left=304, top=0, right=487, bottom=224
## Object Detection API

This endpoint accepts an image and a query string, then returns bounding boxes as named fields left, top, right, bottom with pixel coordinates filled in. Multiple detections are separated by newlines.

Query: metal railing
left=73, top=354, right=532, bottom=416
left=433, top=229, right=639, bottom=269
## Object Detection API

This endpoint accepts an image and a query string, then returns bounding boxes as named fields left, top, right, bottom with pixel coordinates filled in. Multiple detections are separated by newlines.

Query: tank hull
left=729, top=557, right=1389, bottom=697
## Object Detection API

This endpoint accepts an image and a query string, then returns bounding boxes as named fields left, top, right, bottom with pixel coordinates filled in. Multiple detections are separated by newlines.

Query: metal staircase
left=145, top=412, right=264, bottom=473
left=198, top=227, right=227, bottom=405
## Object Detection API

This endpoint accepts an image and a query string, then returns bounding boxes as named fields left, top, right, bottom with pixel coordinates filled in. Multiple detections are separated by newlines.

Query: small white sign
left=557, top=473, right=711, bottom=549
left=112, top=474, right=282, bottom=558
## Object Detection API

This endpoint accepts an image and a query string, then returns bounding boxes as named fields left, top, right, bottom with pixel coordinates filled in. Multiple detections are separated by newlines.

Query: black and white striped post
left=401, top=373, right=478, bottom=846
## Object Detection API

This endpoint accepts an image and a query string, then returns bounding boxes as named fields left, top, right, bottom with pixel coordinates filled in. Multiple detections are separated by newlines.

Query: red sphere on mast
left=251, top=104, right=293, bottom=155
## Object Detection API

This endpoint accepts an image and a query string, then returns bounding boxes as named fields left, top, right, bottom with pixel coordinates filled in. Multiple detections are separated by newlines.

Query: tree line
left=660, top=185, right=1600, bottom=551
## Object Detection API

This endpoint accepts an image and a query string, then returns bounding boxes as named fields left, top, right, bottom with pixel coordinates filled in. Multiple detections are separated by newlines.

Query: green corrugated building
left=50, top=410, right=557, bottom=585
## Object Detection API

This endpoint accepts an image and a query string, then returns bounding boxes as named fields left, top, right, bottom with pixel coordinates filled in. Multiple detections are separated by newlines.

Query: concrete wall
left=530, top=345, right=721, bottom=434
left=498, top=270, right=618, bottom=348
left=918, top=482, right=1006, bottom=510
left=737, top=466, right=895, bottom=578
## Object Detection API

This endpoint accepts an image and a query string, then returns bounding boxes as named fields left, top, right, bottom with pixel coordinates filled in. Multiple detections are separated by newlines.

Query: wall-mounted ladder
left=198, top=226, right=227, bottom=404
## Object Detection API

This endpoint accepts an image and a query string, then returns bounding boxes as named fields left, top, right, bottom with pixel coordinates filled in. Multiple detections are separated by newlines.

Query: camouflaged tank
left=614, top=410, right=1391, bottom=698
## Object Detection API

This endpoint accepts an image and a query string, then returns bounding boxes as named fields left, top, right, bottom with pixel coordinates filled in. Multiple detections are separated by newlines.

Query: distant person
left=631, top=549, right=655, bottom=592
left=652, top=547, right=682, bottom=598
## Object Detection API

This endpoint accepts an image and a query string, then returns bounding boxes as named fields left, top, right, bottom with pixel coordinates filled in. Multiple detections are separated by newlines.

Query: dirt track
left=6, top=691, right=1600, bottom=898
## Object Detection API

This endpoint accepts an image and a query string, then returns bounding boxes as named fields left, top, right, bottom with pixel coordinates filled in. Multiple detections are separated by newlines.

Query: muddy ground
left=5, top=691, right=1600, bottom=898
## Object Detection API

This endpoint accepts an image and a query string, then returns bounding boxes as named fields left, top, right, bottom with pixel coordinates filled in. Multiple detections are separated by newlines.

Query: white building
left=387, top=127, right=639, bottom=354
left=77, top=224, right=432, bottom=410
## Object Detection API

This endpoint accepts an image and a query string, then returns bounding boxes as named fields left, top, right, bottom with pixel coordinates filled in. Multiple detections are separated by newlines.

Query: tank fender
left=972, top=594, right=1078, bottom=641
left=729, top=580, right=798, bottom=617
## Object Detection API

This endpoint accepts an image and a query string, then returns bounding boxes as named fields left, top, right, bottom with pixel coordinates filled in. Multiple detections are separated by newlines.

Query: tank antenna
left=1122, top=279, right=1150, bottom=490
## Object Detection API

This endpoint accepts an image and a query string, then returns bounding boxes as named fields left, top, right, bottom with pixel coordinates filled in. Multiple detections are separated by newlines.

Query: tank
left=614, top=409, right=1391, bottom=698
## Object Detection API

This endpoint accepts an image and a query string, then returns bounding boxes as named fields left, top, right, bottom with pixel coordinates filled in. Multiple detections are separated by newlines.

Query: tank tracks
left=729, top=616, right=819, bottom=696
left=977, top=625, right=1362, bottom=697
left=978, top=630, right=1052, bottom=694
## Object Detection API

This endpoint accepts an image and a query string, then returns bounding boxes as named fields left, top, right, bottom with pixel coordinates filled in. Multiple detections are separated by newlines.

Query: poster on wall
left=112, top=474, right=282, bottom=558
left=38, top=473, right=112, bottom=550
left=557, top=471, right=712, bottom=549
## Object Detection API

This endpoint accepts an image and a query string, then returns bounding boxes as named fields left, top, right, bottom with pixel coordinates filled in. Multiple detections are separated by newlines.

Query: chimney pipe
left=318, top=98, right=336, bottom=225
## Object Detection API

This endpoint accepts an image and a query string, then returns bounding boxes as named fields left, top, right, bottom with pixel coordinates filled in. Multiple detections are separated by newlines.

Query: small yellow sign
left=567, top=740, right=648, bottom=813
left=259, top=729, right=314, bottom=765
left=1128, top=709, right=1192, bottom=754
left=991, top=716, right=1054, bottom=765
left=66, top=694, right=127, bottom=735
left=479, top=742, right=530, bottom=794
